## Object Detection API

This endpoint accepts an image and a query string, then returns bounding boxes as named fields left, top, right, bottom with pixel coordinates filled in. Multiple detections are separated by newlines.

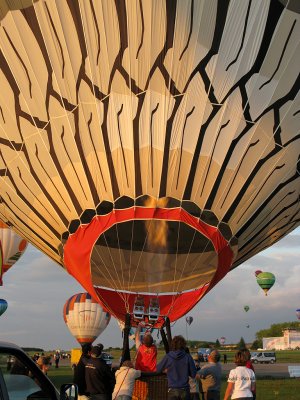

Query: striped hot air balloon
left=256, top=272, right=276, bottom=296
left=63, top=293, right=111, bottom=345
left=0, top=222, right=28, bottom=285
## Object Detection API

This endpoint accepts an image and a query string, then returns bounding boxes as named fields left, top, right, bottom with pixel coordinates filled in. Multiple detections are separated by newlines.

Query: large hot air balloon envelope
left=296, top=309, right=300, bottom=320
left=0, top=222, right=28, bottom=285
left=244, top=305, right=250, bottom=312
left=0, top=1, right=299, bottom=327
left=256, top=272, right=276, bottom=295
left=186, top=316, right=193, bottom=326
left=63, top=293, right=111, bottom=345
left=0, top=299, right=8, bottom=317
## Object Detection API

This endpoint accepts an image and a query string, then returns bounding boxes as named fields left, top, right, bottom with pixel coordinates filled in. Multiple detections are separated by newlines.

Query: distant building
left=263, top=328, right=300, bottom=350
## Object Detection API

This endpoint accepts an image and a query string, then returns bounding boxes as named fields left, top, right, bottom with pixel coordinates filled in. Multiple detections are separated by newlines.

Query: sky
left=0, top=229, right=299, bottom=351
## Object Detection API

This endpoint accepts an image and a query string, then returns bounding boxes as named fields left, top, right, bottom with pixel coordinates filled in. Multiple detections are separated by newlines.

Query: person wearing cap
left=85, top=344, right=116, bottom=400
left=135, top=324, right=157, bottom=372
left=74, top=343, right=92, bottom=400
left=198, top=350, right=222, bottom=400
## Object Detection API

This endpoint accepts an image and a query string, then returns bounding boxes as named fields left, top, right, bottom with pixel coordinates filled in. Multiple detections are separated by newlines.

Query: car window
left=257, top=353, right=262, bottom=357
left=0, top=353, right=52, bottom=400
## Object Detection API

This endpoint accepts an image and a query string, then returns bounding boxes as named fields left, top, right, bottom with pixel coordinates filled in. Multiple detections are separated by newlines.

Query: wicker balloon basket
left=132, top=374, right=168, bottom=400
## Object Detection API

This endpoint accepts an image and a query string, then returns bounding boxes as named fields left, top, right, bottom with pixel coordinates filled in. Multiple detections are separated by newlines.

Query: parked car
left=251, top=351, right=276, bottom=364
left=101, top=352, right=114, bottom=366
left=0, top=341, right=78, bottom=400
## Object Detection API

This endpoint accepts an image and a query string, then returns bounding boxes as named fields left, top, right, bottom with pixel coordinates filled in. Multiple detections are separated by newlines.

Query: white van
left=251, top=351, right=276, bottom=364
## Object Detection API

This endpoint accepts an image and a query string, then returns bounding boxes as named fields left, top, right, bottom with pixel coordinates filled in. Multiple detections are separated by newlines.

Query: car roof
left=0, top=341, right=23, bottom=351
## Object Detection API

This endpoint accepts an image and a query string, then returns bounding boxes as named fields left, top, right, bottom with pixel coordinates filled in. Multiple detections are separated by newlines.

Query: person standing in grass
left=198, top=350, right=222, bottom=400
left=223, top=350, right=256, bottom=400
left=156, top=335, right=197, bottom=400
left=112, top=360, right=141, bottom=400
left=74, top=343, right=92, bottom=400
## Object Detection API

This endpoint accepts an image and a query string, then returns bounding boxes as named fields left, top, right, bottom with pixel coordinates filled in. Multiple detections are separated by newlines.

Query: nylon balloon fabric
left=0, top=0, right=299, bottom=325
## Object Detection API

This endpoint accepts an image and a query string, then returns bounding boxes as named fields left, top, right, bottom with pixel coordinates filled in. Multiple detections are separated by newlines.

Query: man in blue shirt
left=198, top=350, right=222, bottom=400
left=157, top=335, right=197, bottom=400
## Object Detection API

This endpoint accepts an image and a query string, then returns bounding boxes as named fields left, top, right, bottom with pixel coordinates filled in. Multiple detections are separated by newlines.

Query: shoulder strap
left=113, top=368, right=130, bottom=400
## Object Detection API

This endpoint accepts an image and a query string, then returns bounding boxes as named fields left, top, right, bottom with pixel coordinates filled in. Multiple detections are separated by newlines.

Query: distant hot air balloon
left=246, top=325, right=250, bottom=328
left=0, top=1, right=299, bottom=328
left=220, top=337, right=226, bottom=345
left=255, top=270, right=263, bottom=277
left=63, top=293, right=111, bottom=345
left=0, top=222, right=28, bottom=285
left=256, top=272, right=276, bottom=296
left=244, top=305, right=250, bottom=312
left=0, top=299, right=8, bottom=317
left=296, top=309, right=300, bottom=320
left=186, top=316, right=193, bottom=326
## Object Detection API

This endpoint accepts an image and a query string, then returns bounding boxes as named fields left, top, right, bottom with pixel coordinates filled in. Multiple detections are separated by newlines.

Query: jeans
left=115, top=396, right=131, bottom=400
left=168, top=388, right=191, bottom=400
left=90, top=395, right=110, bottom=400
left=202, top=391, right=220, bottom=400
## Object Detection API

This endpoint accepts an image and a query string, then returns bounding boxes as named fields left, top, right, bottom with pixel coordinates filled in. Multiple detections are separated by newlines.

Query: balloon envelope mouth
left=65, top=205, right=234, bottom=294
left=91, top=214, right=218, bottom=293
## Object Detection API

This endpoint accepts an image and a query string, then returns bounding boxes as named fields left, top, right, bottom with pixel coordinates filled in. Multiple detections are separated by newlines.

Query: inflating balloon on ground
left=63, top=293, right=111, bottom=345
left=0, top=1, right=298, bottom=329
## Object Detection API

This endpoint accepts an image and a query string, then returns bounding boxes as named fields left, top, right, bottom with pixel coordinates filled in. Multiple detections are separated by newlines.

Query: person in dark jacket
left=85, top=344, right=115, bottom=400
left=157, top=335, right=197, bottom=400
left=73, top=343, right=92, bottom=400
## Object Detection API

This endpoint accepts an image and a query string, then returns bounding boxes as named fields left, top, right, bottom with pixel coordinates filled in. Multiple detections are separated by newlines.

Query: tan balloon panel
left=0, top=0, right=298, bottom=300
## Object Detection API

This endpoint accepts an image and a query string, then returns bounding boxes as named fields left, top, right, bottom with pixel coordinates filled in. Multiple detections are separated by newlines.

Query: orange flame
left=144, top=197, right=169, bottom=250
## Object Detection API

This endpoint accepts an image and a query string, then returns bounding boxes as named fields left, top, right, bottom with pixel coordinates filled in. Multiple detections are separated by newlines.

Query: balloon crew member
left=242, top=348, right=256, bottom=400
left=74, top=343, right=92, bottom=400
left=54, top=351, right=60, bottom=368
left=157, top=335, right=197, bottom=400
left=112, top=360, right=141, bottom=400
left=223, top=350, right=256, bottom=400
left=85, top=344, right=115, bottom=400
left=198, top=350, right=222, bottom=400
left=135, top=324, right=157, bottom=372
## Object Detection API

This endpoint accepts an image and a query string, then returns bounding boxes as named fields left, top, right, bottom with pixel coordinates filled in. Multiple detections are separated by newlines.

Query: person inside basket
left=156, top=335, right=197, bottom=400
left=112, top=360, right=141, bottom=400
left=135, top=323, right=157, bottom=372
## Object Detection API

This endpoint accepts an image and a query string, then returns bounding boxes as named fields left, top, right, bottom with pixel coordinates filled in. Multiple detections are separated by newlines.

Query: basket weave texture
left=132, top=374, right=168, bottom=400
